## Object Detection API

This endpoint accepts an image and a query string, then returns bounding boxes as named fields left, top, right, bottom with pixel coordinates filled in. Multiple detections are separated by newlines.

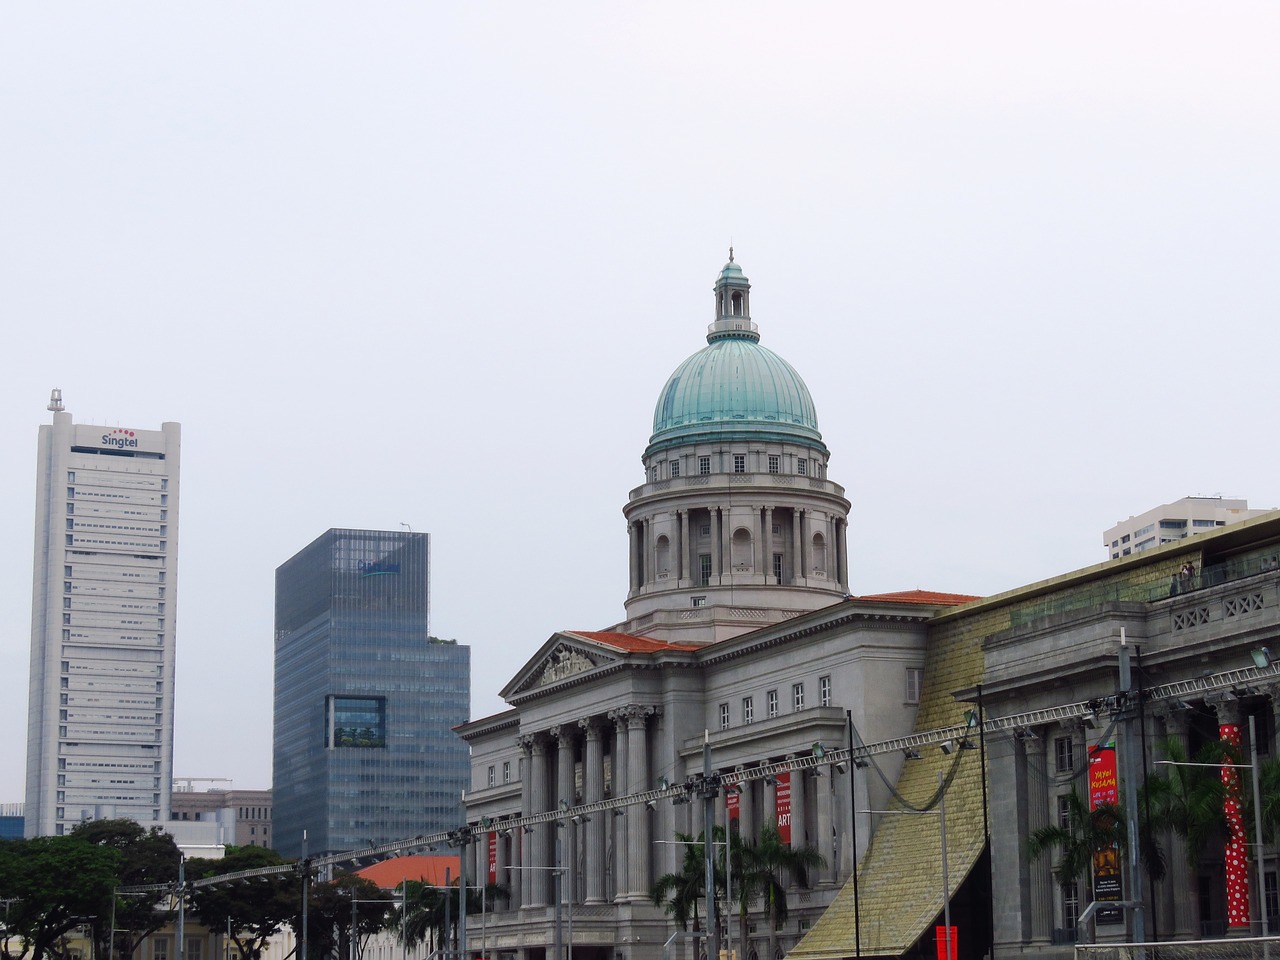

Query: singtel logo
left=101, top=429, right=138, bottom=449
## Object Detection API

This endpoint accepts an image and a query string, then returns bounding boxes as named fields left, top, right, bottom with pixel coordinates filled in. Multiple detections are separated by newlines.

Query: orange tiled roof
left=565, top=630, right=701, bottom=653
left=355, top=854, right=461, bottom=889
left=848, top=589, right=980, bottom=606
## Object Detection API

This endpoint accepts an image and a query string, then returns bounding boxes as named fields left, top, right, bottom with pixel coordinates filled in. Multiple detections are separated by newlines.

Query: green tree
left=1027, top=788, right=1127, bottom=893
left=295, top=874, right=392, bottom=960
left=650, top=831, right=716, bottom=932
left=71, top=819, right=182, bottom=960
left=390, top=877, right=507, bottom=957
left=0, top=836, right=121, bottom=960
left=737, top=822, right=826, bottom=960
left=187, top=846, right=300, bottom=960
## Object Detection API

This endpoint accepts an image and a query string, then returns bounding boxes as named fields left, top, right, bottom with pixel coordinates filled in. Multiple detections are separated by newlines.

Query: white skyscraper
left=25, top=390, right=181, bottom=836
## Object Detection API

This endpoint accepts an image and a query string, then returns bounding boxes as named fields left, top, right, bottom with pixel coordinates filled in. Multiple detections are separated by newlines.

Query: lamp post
left=864, top=771, right=952, bottom=960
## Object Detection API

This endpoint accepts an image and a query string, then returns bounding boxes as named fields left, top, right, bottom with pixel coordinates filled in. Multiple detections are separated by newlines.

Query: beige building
left=1105, top=496, right=1269, bottom=559
left=168, top=783, right=273, bottom=849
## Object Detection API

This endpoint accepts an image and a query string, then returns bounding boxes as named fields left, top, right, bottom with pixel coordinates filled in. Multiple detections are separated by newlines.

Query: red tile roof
left=355, top=854, right=461, bottom=889
left=564, top=630, right=700, bottom=653
left=848, top=589, right=980, bottom=606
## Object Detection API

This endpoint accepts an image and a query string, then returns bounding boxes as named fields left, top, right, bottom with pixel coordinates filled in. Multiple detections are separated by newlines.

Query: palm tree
left=1027, top=788, right=1126, bottom=893
left=737, top=822, right=826, bottom=960
left=650, top=832, right=715, bottom=933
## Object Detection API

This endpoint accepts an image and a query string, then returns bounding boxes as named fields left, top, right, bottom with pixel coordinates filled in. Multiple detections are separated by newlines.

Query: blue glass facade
left=272, top=529, right=469, bottom=858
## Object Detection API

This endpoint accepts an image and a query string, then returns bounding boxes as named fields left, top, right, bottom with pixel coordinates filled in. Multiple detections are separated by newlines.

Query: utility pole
left=1118, top=634, right=1146, bottom=944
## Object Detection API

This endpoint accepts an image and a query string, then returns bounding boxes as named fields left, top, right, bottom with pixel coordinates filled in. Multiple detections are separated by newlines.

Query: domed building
left=618, top=253, right=851, bottom=643
left=456, top=255, right=976, bottom=960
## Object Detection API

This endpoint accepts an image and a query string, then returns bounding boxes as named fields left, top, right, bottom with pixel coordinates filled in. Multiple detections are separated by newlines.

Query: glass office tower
left=272, top=529, right=469, bottom=858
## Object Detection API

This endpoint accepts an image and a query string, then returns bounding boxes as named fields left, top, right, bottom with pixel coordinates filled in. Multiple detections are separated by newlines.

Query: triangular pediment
left=501, top=633, right=624, bottom=699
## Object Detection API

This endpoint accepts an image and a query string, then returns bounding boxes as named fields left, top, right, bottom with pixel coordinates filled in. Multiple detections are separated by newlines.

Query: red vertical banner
left=1087, top=744, right=1122, bottom=923
left=488, top=830, right=497, bottom=885
left=934, top=925, right=958, bottom=960
left=1221, top=722, right=1251, bottom=928
left=726, top=786, right=740, bottom=836
left=775, top=771, right=792, bottom=844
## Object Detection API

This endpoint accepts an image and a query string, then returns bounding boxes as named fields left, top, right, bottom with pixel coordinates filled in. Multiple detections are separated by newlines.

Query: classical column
left=800, top=509, right=810, bottom=579
left=626, top=705, right=654, bottom=899
left=495, top=827, right=508, bottom=910
left=764, top=769, right=778, bottom=826
left=1026, top=730, right=1052, bottom=941
left=791, top=510, right=802, bottom=584
left=816, top=768, right=834, bottom=883
left=680, top=510, right=692, bottom=586
left=553, top=725, right=576, bottom=906
left=580, top=718, right=606, bottom=904
left=837, top=518, right=849, bottom=590
left=628, top=522, right=639, bottom=593
left=711, top=508, right=722, bottom=580
left=791, top=763, right=807, bottom=851
left=1216, top=700, right=1252, bottom=932
left=523, top=735, right=547, bottom=908
left=672, top=511, right=683, bottom=583
left=643, top=517, right=653, bottom=591
left=609, top=710, right=629, bottom=902
left=764, top=507, right=775, bottom=584
left=740, top=775, right=756, bottom=843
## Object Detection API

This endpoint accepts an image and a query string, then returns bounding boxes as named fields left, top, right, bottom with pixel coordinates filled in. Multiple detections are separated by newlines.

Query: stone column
left=740, top=775, right=756, bottom=842
left=711, top=509, right=722, bottom=581
left=580, top=718, right=606, bottom=904
left=525, top=735, right=548, bottom=908
left=791, top=763, right=807, bottom=852
left=628, top=522, right=639, bottom=593
left=836, top=518, right=849, bottom=590
left=680, top=510, right=692, bottom=587
left=764, top=507, right=775, bottom=583
left=791, top=510, right=802, bottom=584
left=626, top=705, right=654, bottom=899
left=672, top=511, right=683, bottom=584
left=800, top=509, right=810, bottom=579
left=495, top=827, right=508, bottom=910
left=643, top=517, right=653, bottom=592
left=816, top=769, right=834, bottom=883
left=1026, top=730, right=1052, bottom=941
left=764, top=770, right=778, bottom=826
left=1215, top=700, right=1251, bottom=932
left=553, top=726, right=576, bottom=906
left=609, top=710, right=629, bottom=902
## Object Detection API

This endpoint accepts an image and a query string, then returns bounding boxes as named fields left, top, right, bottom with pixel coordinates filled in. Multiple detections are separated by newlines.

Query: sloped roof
left=849, top=589, right=981, bottom=606
left=355, top=854, right=461, bottom=890
left=562, top=630, right=700, bottom=653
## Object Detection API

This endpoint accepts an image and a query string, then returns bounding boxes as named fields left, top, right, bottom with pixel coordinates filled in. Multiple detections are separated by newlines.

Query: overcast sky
left=2, top=3, right=1278, bottom=796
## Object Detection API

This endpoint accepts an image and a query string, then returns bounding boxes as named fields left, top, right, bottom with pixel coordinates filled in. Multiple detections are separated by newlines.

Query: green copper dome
left=645, top=256, right=826, bottom=458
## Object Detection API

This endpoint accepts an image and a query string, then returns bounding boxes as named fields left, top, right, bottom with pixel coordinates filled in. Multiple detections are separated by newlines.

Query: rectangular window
left=905, top=668, right=923, bottom=703
left=326, top=696, right=387, bottom=748
left=1267, top=872, right=1279, bottom=934
left=650, top=466, right=658, bottom=482
left=1055, top=736, right=1074, bottom=773
left=819, top=675, right=832, bottom=706
left=699, top=456, right=711, bottom=476
left=793, top=683, right=804, bottom=711
left=767, top=690, right=779, bottom=718
left=153, top=939, right=170, bottom=960
left=743, top=697, right=754, bottom=724
left=487, top=765, right=496, bottom=787
left=699, top=555, right=712, bottom=587
left=772, top=553, right=783, bottom=584
left=670, top=460, right=680, bottom=478
left=719, top=703, right=730, bottom=730
left=768, top=455, right=780, bottom=474
left=1063, top=881, right=1080, bottom=930
left=1057, top=794, right=1072, bottom=829
left=503, top=761, right=511, bottom=783
left=733, top=454, right=746, bottom=474
left=797, top=458, right=807, bottom=476
left=691, top=596, right=706, bottom=607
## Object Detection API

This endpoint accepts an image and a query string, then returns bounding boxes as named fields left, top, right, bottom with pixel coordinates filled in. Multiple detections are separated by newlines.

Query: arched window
left=731, top=290, right=743, bottom=316
left=655, top=535, right=671, bottom=579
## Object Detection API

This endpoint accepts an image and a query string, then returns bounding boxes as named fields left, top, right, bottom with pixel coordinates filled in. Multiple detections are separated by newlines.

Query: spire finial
left=728, top=245, right=734, bottom=263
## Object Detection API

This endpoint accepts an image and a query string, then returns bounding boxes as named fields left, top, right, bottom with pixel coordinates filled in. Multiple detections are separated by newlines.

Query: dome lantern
left=708, top=246, right=759, bottom=343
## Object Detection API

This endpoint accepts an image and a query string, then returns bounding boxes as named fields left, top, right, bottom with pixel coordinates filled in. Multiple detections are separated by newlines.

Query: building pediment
left=502, top=633, right=623, bottom=700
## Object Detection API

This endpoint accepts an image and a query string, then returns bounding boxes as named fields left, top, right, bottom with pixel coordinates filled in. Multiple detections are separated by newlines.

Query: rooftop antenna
left=400, top=522, right=412, bottom=533
left=47, top=388, right=64, bottom=413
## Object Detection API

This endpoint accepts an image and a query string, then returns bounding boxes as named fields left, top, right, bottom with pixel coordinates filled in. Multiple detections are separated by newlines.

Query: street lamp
left=864, top=771, right=952, bottom=960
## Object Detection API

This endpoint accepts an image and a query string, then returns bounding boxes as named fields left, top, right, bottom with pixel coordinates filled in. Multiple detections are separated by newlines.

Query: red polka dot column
left=1221, top=722, right=1251, bottom=929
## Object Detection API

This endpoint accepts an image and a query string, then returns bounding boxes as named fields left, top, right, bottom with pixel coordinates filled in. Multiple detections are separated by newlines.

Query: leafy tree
left=650, top=831, right=715, bottom=932
left=0, top=836, right=121, bottom=960
left=390, top=876, right=507, bottom=957
left=1027, top=788, right=1126, bottom=893
left=294, top=874, right=392, bottom=960
left=736, top=822, right=826, bottom=960
left=187, top=846, right=300, bottom=960
left=71, top=819, right=182, bottom=960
